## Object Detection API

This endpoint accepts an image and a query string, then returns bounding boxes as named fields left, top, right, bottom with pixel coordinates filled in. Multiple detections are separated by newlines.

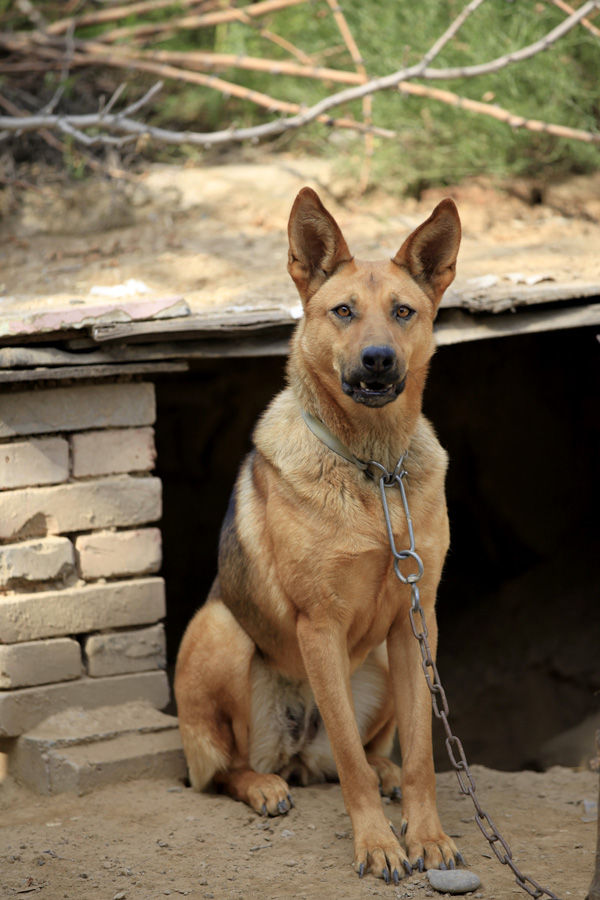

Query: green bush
left=8, top=0, right=600, bottom=189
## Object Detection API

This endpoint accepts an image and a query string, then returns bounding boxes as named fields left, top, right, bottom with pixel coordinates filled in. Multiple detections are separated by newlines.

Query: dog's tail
left=179, top=722, right=230, bottom=791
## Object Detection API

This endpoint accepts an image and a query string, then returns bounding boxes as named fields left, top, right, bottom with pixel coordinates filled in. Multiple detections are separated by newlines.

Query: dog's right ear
left=287, top=187, right=353, bottom=304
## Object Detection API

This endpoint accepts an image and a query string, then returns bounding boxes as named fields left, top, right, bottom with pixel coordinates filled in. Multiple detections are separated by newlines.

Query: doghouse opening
left=154, top=326, right=599, bottom=773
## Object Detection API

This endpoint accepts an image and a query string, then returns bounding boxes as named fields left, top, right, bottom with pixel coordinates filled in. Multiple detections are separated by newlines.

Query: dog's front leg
left=387, top=595, right=459, bottom=871
left=296, top=613, right=410, bottom=882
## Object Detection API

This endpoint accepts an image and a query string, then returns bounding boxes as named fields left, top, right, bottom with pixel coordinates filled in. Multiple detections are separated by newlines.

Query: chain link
left=373, top=461, right=561, bottom=900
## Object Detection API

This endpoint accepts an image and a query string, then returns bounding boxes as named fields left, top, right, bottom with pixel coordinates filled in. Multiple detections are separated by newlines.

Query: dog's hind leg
left=354, top=646, right=403, bottom=800
left=175, top=591, right=249, bottom=791
left=175, top=591, right=293, bottom=815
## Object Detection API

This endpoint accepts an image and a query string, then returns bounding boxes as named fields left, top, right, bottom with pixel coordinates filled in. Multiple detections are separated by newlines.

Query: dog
left=175, top=187, right=462, bottom=882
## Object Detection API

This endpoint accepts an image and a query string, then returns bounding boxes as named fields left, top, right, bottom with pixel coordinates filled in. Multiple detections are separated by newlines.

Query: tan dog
left=175, top=187, right=462, bottom=882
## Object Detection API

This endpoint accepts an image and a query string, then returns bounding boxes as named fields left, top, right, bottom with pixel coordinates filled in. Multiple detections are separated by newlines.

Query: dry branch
left=396, top=81, right=600, bottom=144
left=323, top=0, right=372, bottom=189
left=46, top=0, right=216, bottom=36
left=547, top=0, right=600, bottom=38
left=94, top=0, right=309, bottom=45
left=0, top=0, right=598, bottom=159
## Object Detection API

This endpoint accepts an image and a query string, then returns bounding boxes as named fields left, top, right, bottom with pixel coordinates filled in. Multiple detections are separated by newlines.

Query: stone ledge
left=0, top=436, right=69, bottom=490
left=84, top=624, right=166, bottom=677
left=8, top=700, right=184, bottom=793
left=0, top=670, right=170, bottom=737
left=0, top=536, right=75, bottom=588
left=0, top=638, right=81, bottom=689
left=75, top=528, right=161, bottom=580
left=0, top=383, right=155, bottom=438
left=71, top=426, right=156, bottom=478
left=0, top=475, right=162, bottom=541
left=0, top=577, right=165, bottom=644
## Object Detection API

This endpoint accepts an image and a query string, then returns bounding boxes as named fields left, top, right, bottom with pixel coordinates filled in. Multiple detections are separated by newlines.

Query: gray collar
left=300, top=407, right=407, bottom=481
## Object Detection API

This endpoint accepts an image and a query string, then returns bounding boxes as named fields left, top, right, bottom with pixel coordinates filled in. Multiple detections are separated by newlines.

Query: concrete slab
left=8, top=701, right=186, bottom=794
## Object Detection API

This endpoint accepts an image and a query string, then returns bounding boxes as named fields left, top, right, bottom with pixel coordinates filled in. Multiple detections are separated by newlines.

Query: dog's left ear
left=288, top=187, right=353, bottom=304
left=393, top=199, right=461, bottom=310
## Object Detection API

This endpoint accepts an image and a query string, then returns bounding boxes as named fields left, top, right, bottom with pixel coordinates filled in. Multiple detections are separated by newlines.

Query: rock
left=427, top=867, right=482, bottom=894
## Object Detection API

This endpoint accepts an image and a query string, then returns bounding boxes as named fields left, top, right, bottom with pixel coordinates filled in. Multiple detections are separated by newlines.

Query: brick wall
left=0, top=382, right=169, bottom=738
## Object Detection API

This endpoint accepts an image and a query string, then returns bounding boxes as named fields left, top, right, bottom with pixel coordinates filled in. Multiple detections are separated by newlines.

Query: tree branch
left=1, top=0, right=597, bottom=153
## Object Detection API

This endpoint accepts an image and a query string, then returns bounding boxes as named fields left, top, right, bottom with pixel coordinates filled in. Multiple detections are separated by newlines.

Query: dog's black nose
left=361, top=345, right=396, bottom=374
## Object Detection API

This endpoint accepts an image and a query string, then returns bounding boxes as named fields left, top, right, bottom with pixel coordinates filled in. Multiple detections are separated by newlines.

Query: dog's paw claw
left=416, top=856, right=424, bottom=873
left=400, top=820, right=408, bottom=837
left=448, top=857, right=455, bottom=869
left=456, top=851, right=465, bottom=866
left=287, top=793, right=294, bottom=808
left=260, top=803, right=267, bottom=817
left=391, top=786, right=402, bottom=801
left=392, top=868, right=400, bottom=885
left=277, top=799, right=289, bottom=815
left=403, top=859, right=412, bottom=876
left=382, top=868, right=390, bottom=884
left=358, top=863, right=366, bottom=879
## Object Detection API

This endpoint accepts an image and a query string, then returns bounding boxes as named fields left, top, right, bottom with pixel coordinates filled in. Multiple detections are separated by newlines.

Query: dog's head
left=287, top=187, right=460, bottom=409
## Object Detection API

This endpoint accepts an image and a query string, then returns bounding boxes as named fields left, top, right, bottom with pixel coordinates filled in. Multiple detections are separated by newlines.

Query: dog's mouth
left=341, top=375, right=406, bottom=407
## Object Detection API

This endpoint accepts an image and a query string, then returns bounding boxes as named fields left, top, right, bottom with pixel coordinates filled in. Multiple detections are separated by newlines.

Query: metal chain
left=372, top=458, right=560, bottom=900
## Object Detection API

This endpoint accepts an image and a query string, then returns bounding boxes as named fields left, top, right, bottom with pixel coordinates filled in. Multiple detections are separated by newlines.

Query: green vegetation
left=5, top=1, right=600, bottom=191
left=177, top=0, right=599, bottom=190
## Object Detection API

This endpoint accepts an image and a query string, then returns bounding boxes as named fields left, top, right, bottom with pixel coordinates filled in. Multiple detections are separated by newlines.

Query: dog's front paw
left=402, top=820, right=462, bottom=872
left=353, top=822, right=412, bottom=884
left=244, top=773, right=294, bottom=817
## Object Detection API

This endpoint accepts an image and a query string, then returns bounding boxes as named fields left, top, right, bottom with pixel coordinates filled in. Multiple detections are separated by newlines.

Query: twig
left=0, top=106, right=395, bottom=145
left=15, top=0, right=46, bottom=30
left=396, top=81, right=600, bottom=144
left=46, top=0, right=216, bottom=36
left=547, top=0, right=600, bottom=38
left=417, top=0, right=487, bottom=70
left=0, top=91, right=131, bottom=177
left=323, top=0, right=372, bottom=190
left=95, top=0, right=309, bottom=44
left=1, top=0, right=597, bottom=153
left=422, top=0, right=600, bottom=81
left=117, top=80, right=163, bottom=117
left=59, top=43, right=390, bottom=137
left=111, top=47, right=364, bottom=84
left=101, top=82, right=127, bottom=115
left=42, top=20, right=75, bottom=115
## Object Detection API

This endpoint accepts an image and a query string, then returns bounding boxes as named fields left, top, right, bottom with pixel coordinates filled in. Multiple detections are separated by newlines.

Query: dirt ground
left=2, top=155, right=600, bottom=317
left=1, top=764, right=597, bottom=900
left=1, top=157, right=599, bottom=899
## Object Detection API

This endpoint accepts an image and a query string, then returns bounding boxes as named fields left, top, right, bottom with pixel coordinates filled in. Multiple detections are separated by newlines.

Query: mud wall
left=154, top=326, right=599, bottom=772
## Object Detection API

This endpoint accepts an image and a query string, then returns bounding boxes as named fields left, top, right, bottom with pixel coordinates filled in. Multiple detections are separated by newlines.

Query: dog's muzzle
left=342, top=345, right=406, bottom=408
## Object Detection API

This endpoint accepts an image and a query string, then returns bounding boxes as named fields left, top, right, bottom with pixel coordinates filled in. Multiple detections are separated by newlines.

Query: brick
left=0, top=383, right=155, bottom=439
left=0, top=670, right=169, bottom=736
left=8, top=702, right=185, bottom=793
left=0, top=475, right=161, bottom=541
left=0, top=638, right=81, bottom=689
left=0, top=577, right=165, bottom=644
left=71, top=426, right=156, bottom=478
left=0, top=437, right=69, bottom=489
left=85, top=624, right=166, bottom=677
left=76, top=528, right=161, bottom=580
left=0, top=536, right=75, bottom=588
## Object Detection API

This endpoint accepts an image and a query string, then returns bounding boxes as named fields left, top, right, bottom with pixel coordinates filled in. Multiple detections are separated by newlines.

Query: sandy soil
left=2, top=157, right=600, bottom=319
left=1, top=764, right=597, bottom=900
left=1, top=157, right=599, bottom=899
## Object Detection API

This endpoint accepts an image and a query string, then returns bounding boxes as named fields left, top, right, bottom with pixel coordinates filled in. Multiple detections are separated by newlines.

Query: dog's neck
left=290, top=359, right=427, bottom=473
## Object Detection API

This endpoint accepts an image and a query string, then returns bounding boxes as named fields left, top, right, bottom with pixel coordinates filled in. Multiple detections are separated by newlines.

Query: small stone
left=427, top=868, right=482, bottom=894
left=113, top=893, right=127, bottom=900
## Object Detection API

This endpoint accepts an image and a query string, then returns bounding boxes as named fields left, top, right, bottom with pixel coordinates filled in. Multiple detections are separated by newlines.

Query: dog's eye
left=395, top=305, right=414, bottom=321
left=333, top=304, right=353, bottom=319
